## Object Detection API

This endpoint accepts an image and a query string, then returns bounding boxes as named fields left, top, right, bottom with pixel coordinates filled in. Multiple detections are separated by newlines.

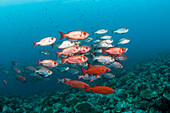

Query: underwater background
left=0, top=0, right=170, bottom=112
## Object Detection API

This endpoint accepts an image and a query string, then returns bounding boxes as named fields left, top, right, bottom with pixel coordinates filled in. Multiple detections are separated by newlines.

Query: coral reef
left=0, top=52, right=169, bottom=112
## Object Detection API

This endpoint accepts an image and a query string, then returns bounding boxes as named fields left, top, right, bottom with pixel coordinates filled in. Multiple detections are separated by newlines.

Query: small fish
left=36, top=68, right=53, bottom=77
left=92, top=54, right=115, bottom=64
left=40, top=50, right=52, bottom=56
left=54, top=46, right=80, bottom=58
left=54, top=40, right=80, bottom=49
left=79, top=37, right=93, bottom=43
left=93, top=48, right=102, bottom=53
left=3, top=80, right=7, bottom=85
left=11, top=67, right=21, bottom=73
left=59, top=31, right=90, bottom=40
left=110, top=61, right=123, bottom=68
left=114, top=28, right=129, bottom=34
left=12, top=61, right=18, bottom=66
left=81, top=66, right=107, bottom=77
left=93, top=39, right=101, bottom=43
left=94, top=29, right=108, bottom=34
left=24, top=66, right=36, bottom=74
left=77, top=46, right=91, bottom=54
left=16, top=76, right=26, bottom=82
left=118, top=38, right=130, bottom=44
left=76, top=74, right=100, bottom=82
left=115, top=54, right=128, bottom=61
left=102, top=47, right=126, bottom=56
left=100, top=39, right=113, bottom=44
left=67, top=68, right=79, bottom=75
left=94, top=42, right=114, bottom=48
left=54, top=64, right=69, bottom=72
left=33, top=37, right=56, bottom=47
left=102, top=73, right=115, bottom=78
left=84, top=85, right=114, bottom=95
left=88, top=63, right=111, bottom=72
left=97, top=35, right=112, bottom=39
left=37, top=59, right=59, bottom=67
left=61, top=55, right=88, bottom=64
left=62, top=78, right=89, bottom=89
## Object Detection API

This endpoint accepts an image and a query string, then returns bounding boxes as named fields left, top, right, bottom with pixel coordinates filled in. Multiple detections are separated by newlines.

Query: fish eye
left=51, top=37, right=54, bottom=40
left=71, top=41, right=73, bottom=43
left=76, top=47, right=78, bottom=49
left=54, top=62, right=56, bottom=65
left=86, top=47, right=88, bottom=49
left=83, top=32, right=86, bottom=35
left=48, top=70, right=50, bottom=73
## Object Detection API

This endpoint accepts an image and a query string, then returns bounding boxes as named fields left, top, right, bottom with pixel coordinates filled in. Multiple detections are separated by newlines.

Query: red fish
left=61, top=55, right=88, bottom=64
left=59, top=31, right=90, bottom=40
left=88, top=63, right=110, bottom=72
left=11, top=68, right=21, bottom=73
left=54, top=46, right=80, bottom=58
left=33, top=37, right=56, bottom=48
left=3, top=80, right=7, bottom=85
left=63, top=79, right=89, bottom=89
left=102, top=47, right=125, bottom=56
left=37, top=59, right=58, bottom=67
left=84, top=85, right=114, bottom=95
left=81, top=67, right=107, bottom=77
left=77, top=46, right=91, bottom=54
left=16, top=76, right=26, bottom=82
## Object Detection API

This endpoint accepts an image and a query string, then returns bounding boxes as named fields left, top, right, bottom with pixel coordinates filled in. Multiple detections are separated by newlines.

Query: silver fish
left=114, top=28, right=129, bottom=34
left=40, top=50, right=52, bottom=55
left=94, top=29, right=108, bottom=34
left=118, top=38, right=130, bottom=44
left=97, top=35, right=112, bottom=39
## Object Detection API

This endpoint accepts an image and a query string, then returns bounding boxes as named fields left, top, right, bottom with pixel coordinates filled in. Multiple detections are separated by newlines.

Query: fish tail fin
left=57, top=78, right=62, bottom=83
left=84, top=85, right=91, bottom=92
left=101, top=47, right=107, bottom=53
left=60, top=57, right=67, bottom=64
left=37, top=59, right=41, bottom=65
left=81, top=68, right=87, bottom=76
left=32, top=41, right=38, bottom=48
left=91, top=53, right=96, bottom=61
left=54, top=51, right=61, bottom=58
left=59, top=31, right=66, bottom=40
left=63, top=78, right=69, bottom=84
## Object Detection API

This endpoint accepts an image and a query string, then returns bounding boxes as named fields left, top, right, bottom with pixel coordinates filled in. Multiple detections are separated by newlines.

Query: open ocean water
left=0, top=0, right=170, bottom=112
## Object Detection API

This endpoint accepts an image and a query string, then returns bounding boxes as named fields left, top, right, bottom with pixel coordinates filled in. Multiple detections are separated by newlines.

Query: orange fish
left=3, top=80, right=7, bottom=85
left=59, top=31, right=90, bottom=40
left=63, top=79, right=89, bottom=89
left=33, top=37, right=56, bottom=48
left=81, top=67, right=107, bottom=77
left=84, top=85, right=114, bottom=95
left=54, top=46, right=80, bottom=58
left=102, top=47, right=125, bottom=56
left=16, top=76, right=26, bottom=82
left=37, top=59, right=58, bottom=67
left=61, top=55, right=88, bottom=64
left=88, top=63, right=110, bottom=72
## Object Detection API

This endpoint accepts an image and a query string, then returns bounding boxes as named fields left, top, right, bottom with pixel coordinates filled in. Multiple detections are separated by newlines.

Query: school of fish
left=1, top=28, right=130, bottom=95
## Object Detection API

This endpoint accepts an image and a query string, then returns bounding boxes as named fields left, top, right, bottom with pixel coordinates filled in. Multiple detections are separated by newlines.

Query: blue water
left=0, top=0, right=170, bottom=96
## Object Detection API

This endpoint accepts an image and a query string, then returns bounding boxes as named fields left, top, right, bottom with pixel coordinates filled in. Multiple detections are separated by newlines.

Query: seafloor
left=0, top=52, right=169, bottom=113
